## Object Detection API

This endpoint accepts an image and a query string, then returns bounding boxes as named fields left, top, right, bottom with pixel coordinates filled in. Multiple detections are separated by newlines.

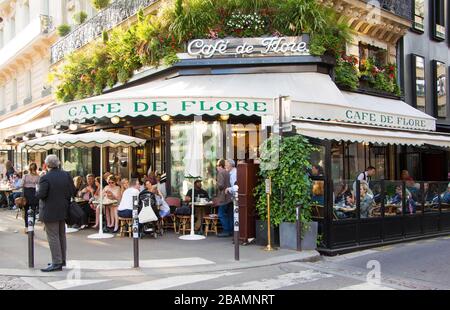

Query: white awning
left=51, top=72, right=347, bottom=123
left=0, top=103, right=54, bottom=130
left=292, top=91, right=436, bottom=131
left=0, top=116, right=52, bottom=140
left=294, top=120, right=450, bottom=148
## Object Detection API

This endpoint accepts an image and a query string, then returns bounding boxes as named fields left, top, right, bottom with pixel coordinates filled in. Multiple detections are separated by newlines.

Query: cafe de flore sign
left=51, top=98, right=274, bottom=123
left=187, top=35, right=310, bottom=58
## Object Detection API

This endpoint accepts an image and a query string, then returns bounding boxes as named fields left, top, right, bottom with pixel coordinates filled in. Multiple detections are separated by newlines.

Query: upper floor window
left=23, top=2, right=30, bottom=28
left=25, top=70, right=32, bottom=100
left=359, top=42, right=387, bottom=68
left=0, top=86, right=5, bottom=113
left=412, top=55, right=426, bottom=113
left=413, top=0, right=425, bottom=32
left=12, top=79, right=17, bottom=109
left=433, top=60, right=447, bottom=118
left=431, top=0, right=445, bottom=41
left=10, top=16, right=15, bottom=38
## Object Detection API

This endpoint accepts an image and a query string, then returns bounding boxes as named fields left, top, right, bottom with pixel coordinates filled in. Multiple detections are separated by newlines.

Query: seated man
left=9, top=173, right=23, bottom=209
left=117, top=178, right=141, bottom=218
left=185, top=180, right=210, bottom=202
left=441, top=183, right=450, bottom=204
left=138, top=180, right=157, bottom=212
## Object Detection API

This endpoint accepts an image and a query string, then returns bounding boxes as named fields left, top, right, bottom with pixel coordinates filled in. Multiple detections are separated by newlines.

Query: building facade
left=0, top=0, right=97, bottom=169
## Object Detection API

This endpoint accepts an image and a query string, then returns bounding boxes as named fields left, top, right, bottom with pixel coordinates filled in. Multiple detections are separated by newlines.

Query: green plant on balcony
left=73, top=11, right=88, bottom=25
left=335, top=55, right=359, bottom=90
left=91, top=0, right=110, bottom=11
left=57, top=24, right=71, bottom=37
left=54, top=0, right=350, bottom=103
left=359, top=57, right=400, bottom=96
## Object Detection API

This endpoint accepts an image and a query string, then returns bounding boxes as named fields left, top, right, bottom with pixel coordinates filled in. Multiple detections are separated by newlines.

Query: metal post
left=296, top=205, right=302, bottom=251
left=132, top=196, right=139, bottom=268
left=264, top=177, right=274, bottom=251
left=233, top=190, right=239, bottom=261
left=27, top=208, right=35, bottom=268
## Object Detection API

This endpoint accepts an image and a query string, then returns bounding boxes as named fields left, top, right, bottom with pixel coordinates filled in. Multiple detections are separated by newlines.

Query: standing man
left=216, top=159, right=232, bottom=237
left=36, top=155, right=76, bottom=272
left=225, top=159, right=238, bottom=196
left=353, top=166, right=376, bottom=196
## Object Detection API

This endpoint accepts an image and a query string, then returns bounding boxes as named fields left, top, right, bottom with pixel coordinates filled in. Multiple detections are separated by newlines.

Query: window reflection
left=434, top=61, right=447, bottom=118
left=413, top=55, right=426, bottom=112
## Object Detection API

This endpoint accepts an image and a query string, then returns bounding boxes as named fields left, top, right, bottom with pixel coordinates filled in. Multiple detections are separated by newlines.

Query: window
left=25, top=70, right=32, bottom=100
left=23, top=2, right=30, bottom=28
left=0, top=86, right=5, bottom=114
left=358, top=42, right=387, bottom=69
left=10, top=16, right=15, bottom=38
left=411, top=55, right=426, bottom=112
left=433, top=60, right=447, bottom=118
left=431, top=0, right=445, bottom=40
left=413, top=0, right=425, bottom=32
left=12, top=79, right=17, bottom=109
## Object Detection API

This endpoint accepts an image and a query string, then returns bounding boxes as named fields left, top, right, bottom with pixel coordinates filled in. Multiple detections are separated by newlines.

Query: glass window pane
left=385, top=181, right=404, bottom=217
left=414, top=0, right=425, bottom=31
left=424, top=182, right=440, bottom=213
left=332, top=180, right=356, bottom=220
left=331, top=142, right=344, bottom=181
left=434, top=61, right=447, bottom=118
left=310, top=145, right=325, bottom=177
left=414, top=55, right=426, bottom=112
left=170, top=121, right=221, bottom=198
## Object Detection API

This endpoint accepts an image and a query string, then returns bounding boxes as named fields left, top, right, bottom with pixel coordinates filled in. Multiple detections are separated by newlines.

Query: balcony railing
left=50, top=0, right=157, bottom=64
left=0, top=15, right=53, bottom=68
left=361, top=0, right=413, bottom=21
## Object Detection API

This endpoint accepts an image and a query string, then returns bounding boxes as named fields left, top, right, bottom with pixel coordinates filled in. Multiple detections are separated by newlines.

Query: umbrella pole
left=190, top=185, right=195, bottom=236
left=99, top=146, right=103, bottom=236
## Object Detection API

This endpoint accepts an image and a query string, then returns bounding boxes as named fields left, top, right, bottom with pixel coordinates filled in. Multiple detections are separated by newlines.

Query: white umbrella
left=180, top=119, right=206, bottom=241
left=72, top=131, right=146, bottom=239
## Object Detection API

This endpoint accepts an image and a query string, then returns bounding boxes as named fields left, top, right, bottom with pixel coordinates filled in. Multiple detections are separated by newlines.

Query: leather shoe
left=41, top=264, right=63, bottom=272
left=48, top=261, right=66, bottom=267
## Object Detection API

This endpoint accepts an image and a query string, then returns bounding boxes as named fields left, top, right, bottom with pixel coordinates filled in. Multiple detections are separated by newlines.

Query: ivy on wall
left=254, top=135, right=316, bottom=228
left=51, top=0, right=350, bottom=103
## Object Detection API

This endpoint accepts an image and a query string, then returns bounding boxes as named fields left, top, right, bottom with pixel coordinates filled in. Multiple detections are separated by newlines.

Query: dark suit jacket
left=36, top=168, right=76, bottom=222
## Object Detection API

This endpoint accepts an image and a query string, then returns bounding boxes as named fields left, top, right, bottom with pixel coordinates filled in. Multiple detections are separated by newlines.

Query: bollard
left=233, top=190, right=240, bottom=261
left=296, top=205, right=302, bottom=252
left=27, top=208, right=35, bottom=268
left=132, top=196, right=139, bottom=268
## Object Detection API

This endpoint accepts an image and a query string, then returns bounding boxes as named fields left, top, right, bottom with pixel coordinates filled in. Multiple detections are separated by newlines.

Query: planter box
left=255, top=219, right=279, bottom=247
left=280, top=221, right=318, bottom=251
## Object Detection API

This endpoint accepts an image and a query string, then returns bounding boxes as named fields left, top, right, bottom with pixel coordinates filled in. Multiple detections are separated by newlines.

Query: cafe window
left=431, top=0, right=445, bottom=40
left=227, top=123, right=264, bottom=161
left=359, top=43, right=387, bottom=69
left=413, top=0, right=425, bottom=32
left=134, top=125, right=166, bottom=178
left=433, top=60, right=447, bottom=118
left=412, top=55, right=426, bottom=112
left=63, top=148, right=93, bottom=177
left=170, top=121, right=222, bottom=198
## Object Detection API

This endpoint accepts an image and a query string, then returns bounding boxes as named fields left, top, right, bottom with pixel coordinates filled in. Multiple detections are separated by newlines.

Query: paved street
left=1, top=209, right=450, bottom=290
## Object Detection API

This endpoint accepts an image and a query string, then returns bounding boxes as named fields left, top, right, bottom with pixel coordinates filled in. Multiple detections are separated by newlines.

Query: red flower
left=389, top=73, right=395, bottom=79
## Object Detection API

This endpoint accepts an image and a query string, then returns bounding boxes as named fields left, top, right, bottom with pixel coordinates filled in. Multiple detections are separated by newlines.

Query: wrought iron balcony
left=50, top=0, right=157, bottom=64
left=361, top=0, right=413, bottom=20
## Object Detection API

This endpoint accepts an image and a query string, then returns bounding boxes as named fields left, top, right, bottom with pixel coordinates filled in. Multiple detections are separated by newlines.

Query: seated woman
left=344, top=183, right=373, bottom=218
left=150, top=184, right=171, bottom=218
left=424, top=183, right=439, bottom=204
left=334, top=183, right=352, bottom=205
left=117, top=179, right=141, bottom=218
left=390, top=186, right=416, bottom=214
left=311, top=181, right=324, bottom=206
left=138, top=180, right=157, bottom=214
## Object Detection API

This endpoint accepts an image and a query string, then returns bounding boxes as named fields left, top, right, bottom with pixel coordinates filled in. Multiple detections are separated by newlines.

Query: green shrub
left=335, top=56, right=359, bottom=90
left=91, top=0, right=110, bottom=10
left=73, top=11, right=88, bottom=25
left=57, top=24, right=71, bottom=37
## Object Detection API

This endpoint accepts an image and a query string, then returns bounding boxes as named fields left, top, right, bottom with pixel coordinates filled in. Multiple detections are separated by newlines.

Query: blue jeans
left=218, top=203, right=233, bottom=234
left=118, top=209, right=133, bottom=218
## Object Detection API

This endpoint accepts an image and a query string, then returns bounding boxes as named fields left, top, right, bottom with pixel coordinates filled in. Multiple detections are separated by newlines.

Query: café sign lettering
left=52, top=98, right=272, bottom=123
left=187, top=36, right=309, bottom=58
left=345, top=110, right=430, bottom=130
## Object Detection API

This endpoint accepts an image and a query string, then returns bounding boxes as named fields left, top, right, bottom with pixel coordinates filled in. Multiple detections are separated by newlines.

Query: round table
left=193, top=202, right=214, bottom=232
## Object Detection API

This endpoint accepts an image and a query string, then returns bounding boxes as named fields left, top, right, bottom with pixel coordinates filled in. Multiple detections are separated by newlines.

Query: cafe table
left=0, top=186, right=13, bottom=208
left=193, top=201, right=214, bottom=233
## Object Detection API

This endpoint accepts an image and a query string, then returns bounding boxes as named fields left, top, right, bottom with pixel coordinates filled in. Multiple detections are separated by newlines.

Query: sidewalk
left=0, top=209, right=320, bottom=279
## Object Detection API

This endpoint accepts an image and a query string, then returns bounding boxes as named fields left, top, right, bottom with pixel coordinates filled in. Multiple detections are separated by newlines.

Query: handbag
left=138, top=201, right=158, bottom=224
left=66, top=201, right=85, bottom=226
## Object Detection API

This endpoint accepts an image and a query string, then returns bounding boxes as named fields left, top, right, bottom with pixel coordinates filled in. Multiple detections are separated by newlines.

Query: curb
left=0, top=251, right=321, bottom=279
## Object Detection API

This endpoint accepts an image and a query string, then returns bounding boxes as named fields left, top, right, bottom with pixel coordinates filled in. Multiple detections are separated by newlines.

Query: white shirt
left=228, top=167, right=238, bottom=195
left=155, top=195, right=170, bottom=212
left=157, top=182, right=167, bottom=198
left=118, top=188, right=140, bottom=211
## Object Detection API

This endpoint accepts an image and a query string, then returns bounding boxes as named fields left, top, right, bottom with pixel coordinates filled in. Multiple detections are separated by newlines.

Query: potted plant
left=57, top=24, right=71, bottom=37
left=255, top=135, right=317, bottom=250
